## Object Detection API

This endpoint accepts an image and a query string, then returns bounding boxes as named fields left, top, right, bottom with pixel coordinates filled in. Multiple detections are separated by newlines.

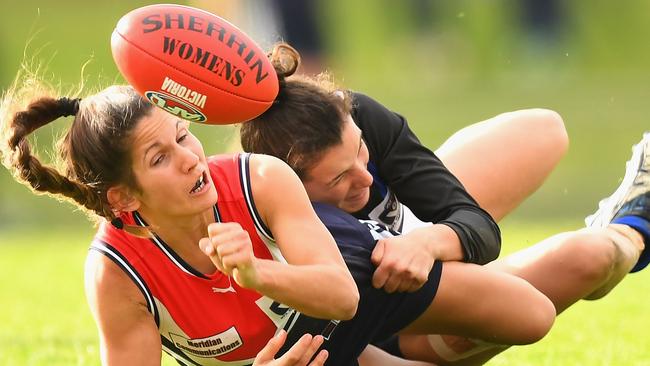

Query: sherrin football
left=111, top=4, right=278, bottom=125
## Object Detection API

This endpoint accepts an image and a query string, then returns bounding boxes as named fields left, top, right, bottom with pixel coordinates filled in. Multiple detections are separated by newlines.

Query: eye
left=152, top=154, right=165, bottom=166
left=330, top=174, right=345, bottom=187
left=177, top=134, right=188, bottom=143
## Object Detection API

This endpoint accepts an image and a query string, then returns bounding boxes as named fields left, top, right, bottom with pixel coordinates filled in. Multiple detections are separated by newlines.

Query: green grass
left=2, top=1, right=650, bottom=364
left=1, top=221, right=648, bottom=365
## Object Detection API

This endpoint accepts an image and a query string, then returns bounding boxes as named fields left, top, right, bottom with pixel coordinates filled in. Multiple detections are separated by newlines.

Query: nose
left=178, top=146, right=200, bottom=173
left=352, top=164, right=373, bottom=188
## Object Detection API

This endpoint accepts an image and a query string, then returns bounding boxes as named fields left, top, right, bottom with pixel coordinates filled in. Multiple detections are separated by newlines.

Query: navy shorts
left=279, top=203, right=443, bottom=366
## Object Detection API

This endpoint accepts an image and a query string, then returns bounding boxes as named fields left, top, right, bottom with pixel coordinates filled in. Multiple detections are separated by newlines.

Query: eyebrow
left=328, top=135, right=364, bottom=185
left=142, top=120, right=183, bottom=164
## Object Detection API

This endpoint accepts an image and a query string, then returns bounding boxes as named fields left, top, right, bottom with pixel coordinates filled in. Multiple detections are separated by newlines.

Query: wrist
left=420, top=224, right=463, bottom=261
left=237, top=257, right=267, bottom=291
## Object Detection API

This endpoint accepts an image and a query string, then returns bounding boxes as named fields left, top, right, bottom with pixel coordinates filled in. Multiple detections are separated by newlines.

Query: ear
left=107, top=185, right=141, bottom=213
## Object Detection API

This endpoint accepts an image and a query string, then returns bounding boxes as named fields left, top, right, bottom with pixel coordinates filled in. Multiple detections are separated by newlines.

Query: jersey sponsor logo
left=145, top=90, right=208, bottom=122
left=169, top=327, right=242, bottom=358
left=368, top=191, right=404, bottom=232
left=359, top=219, right=399, bottom=240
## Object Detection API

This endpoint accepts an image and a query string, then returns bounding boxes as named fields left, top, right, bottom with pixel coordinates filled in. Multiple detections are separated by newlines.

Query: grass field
left=1, top=220, right=648, bottom=365
left=1, top=1, right=650, bottom=365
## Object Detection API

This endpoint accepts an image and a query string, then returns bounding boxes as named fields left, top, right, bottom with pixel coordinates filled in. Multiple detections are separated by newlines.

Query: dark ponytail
left=1, top=73, right=154, bottom=237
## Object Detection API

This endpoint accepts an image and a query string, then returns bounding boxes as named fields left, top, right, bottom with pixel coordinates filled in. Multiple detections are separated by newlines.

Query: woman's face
left=128, top=108, right=217, bottom=219
left=302, top=114, right=373, bottom=213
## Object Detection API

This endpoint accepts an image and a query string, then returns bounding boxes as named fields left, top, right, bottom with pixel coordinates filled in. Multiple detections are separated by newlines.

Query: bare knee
left=557, top=229, right=618, bottom=287
left=506, top=108, right=569, bottom=160
left=513, top=290, right=556, bottom=345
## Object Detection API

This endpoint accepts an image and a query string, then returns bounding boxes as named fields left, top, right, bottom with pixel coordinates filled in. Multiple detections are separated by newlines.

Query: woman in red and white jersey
left=0, top=80, right=358, bottom=365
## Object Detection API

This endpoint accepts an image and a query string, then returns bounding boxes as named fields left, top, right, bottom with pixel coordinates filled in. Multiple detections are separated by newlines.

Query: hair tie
left=111, top=217, right=124, bottom=230
left=59, top=97, right=81, bottom=117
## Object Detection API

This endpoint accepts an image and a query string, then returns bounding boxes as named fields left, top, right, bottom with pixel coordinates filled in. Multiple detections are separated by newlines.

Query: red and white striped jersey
left=91, top=153, right=300, bottom=366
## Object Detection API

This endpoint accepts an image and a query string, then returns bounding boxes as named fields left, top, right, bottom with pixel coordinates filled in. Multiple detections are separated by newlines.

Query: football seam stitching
left=115, top=31, right=276, bottom=104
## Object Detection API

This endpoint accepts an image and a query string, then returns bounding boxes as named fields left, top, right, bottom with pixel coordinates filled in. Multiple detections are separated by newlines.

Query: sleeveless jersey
left=91, top=153, right=300, bottom=366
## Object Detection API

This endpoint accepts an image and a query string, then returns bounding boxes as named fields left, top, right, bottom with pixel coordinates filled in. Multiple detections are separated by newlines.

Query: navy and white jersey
left=278, top=202, right=443, bottom=366
left=349, top=92, right=502, bottom=264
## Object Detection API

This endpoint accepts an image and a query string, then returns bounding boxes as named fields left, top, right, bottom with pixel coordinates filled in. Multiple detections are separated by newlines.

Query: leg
left=487, top=226, right=642, bottom=313
left=397, top=133, right=650, bottom=364
left=435, top=109, right=568, bottom=221
left=396, top=225, right=643, bottom=365
left=398, top=261, right=555, bottom=348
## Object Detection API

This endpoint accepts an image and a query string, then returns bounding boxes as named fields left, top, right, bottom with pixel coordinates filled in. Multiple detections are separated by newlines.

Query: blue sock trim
left=612, top=215, right=650, bottom=273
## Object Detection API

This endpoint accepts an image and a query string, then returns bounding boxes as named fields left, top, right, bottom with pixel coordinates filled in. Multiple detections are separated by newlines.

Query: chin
left=342, top=199, right=367, bottom=214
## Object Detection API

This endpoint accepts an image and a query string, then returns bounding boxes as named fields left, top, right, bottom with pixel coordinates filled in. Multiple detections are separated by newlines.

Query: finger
left=279, top=333, right=313, bottom=364
left=370, top=240, right=385, bottom=266
left=399, top=278, right=422, bottom=293
left=215, top=236, right=249, bottom=259
left=208, top=222, right=241, bottom=238
left=308, top=350, right=328, bottom=366
left=297, top=334, right=324, bottom=365
left=199, top=238, right=224, bottom=273
left=371, top=264, right=390, bottom=289
left=383, top=274, right=402, bottom=293
left=407, top=280, right=425, bottom=293
left=210, top=229, right=245, bottom=248
left=222, top=250, right=251, bottom=275
left=254, top=330, right=286, bottom=362
left=199, top=237, right=215, bottom=256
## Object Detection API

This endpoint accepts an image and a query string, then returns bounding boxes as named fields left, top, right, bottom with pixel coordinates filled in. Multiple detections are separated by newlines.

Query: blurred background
left=1, top=1, right=649, bottom=365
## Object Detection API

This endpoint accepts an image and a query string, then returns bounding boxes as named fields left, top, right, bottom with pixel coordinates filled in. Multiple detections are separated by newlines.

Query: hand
left=199, top=222, right=259, bottom=289
left=370, top=229, right=436, bottom=293
left=253, top=330, right=328, bottom=366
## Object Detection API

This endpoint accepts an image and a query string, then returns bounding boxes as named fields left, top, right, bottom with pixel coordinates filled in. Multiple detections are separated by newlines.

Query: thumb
left=371, top=240, right=385, bottom=266
left=199, top=238, right=214, bottom=256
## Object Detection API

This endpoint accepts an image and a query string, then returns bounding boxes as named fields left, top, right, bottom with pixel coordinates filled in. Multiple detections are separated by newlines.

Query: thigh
left=435, top=109, right=567, bottom=221
left=487, top=227, right=637, bottom=312
left=399, top=261, right=555, bottom=345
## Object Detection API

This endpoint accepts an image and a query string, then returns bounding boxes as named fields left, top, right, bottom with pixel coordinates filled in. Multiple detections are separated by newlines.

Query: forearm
left=253, top=259, right=359, bottom=320
left=410, top=224, right=465, bottom=262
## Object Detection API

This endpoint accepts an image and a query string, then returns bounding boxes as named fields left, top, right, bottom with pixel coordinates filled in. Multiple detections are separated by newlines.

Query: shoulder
left=248, top=153, right=299, bottom=184
left=247, top=153, right=309, bottom=212
left=87, top=224, right=148, bottom=308
left=84, top=243, right=148, bottom=314
left=207, top=153, right=241, bottom=173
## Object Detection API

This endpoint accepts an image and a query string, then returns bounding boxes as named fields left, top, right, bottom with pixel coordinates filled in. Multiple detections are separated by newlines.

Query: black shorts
left=279, top=203, right=443, bottom=366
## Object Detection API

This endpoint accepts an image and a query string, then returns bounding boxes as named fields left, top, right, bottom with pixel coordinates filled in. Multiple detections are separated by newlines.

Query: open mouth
left=190, top=171, right=208, bottom=194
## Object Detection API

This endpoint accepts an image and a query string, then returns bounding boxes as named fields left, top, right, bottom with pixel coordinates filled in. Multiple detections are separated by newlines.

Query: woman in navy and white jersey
left=241, top=43, right=647, bottom=364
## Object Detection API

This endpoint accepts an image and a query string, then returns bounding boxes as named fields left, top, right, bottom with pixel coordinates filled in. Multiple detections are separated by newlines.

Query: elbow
left=336, top=299, right=358, bottom=321
left=487, top=226, right=502, bottom=263
left=334, top=276, right=360, bottom=321
left=341, top=291, right=360, bottom=321
left=466, top=222, right=502, bottom=264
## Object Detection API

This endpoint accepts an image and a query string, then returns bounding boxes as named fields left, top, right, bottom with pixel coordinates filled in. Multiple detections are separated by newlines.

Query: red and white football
left=111, top=4, right=278, bottom=125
